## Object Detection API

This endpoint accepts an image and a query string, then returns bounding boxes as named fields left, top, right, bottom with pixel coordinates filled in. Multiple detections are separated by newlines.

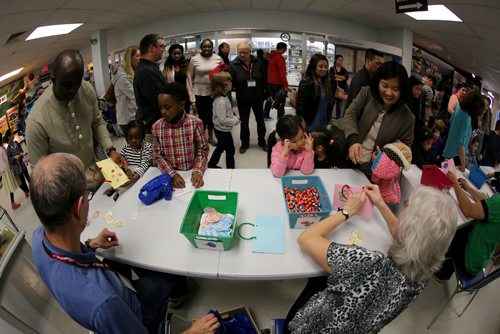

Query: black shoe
left=259, top=143, right=268, bottom=152
left=239, top=146, right=248, bottom=154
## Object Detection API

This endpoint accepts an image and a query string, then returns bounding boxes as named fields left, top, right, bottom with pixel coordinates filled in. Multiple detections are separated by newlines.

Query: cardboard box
left=219, top=305, right=259, bottom=334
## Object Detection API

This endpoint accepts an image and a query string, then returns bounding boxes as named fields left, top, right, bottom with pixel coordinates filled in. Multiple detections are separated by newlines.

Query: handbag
left=138, top=173, right=174, bottom=205
left=334, top=87, right=348, bottom=101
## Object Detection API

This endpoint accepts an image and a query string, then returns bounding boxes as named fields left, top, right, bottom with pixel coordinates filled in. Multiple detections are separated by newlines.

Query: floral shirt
left=289, top=243, right=425, bottom=334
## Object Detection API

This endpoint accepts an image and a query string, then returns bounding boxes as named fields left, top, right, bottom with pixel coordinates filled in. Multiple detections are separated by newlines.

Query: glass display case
left=0, top=206, right=24, bottom=280
left=306, top=37, right=326, bottom=65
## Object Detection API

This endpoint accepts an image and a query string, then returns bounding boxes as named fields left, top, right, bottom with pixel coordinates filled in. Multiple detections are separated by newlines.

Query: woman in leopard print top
left=286, top=185, right=458, bottom=334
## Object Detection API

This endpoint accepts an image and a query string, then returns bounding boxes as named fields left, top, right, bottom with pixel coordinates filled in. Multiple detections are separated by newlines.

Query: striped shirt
left=152, top=113, right=208, bottom=176
left=120, top=140, right=153, bottom=177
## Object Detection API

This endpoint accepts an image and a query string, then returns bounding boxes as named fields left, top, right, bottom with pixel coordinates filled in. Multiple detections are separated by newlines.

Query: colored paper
left=332, top=184, right=373, bottom=218
left=441, top=158, right=456, bottom=174
left=252, top=215, right=285, bottom=254
left=96, top=158, right=129, bottom=189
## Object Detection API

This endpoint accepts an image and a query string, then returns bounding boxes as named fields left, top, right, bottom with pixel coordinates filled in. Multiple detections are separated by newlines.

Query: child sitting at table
left=430, top=119, right=445, bottom=159
left=465, top=136, right=480, bottom=169
left=267, top=115, right=314, bottom=177
left=208, top=71, right=240, bottom=169
left=120, top=120, right=153, bottom=185
left=310, top=127, right=343, bottom=168
left=411, top=127, right=440, bottom=169
left=153, top=83, right=209, bottom=189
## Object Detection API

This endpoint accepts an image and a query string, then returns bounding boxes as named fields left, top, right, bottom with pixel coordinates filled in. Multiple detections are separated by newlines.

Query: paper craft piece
left=441, top=158, right=456, bottom=174
left=114, top=220, right=123, bottom=227
left=173, top=181, right=195, bottom=198
left=252, top=215, right=285, bottom=254
left=131, top=211, right=138, bottom=220
left=347, top=231, right=365, bottom=246
left=92, top=210, right=100, bottom=220
left=333, top=184, right=373, bottom=218
left=96, top=158, right=129, bottom=189
left=104, top=211, right=114, bottom=224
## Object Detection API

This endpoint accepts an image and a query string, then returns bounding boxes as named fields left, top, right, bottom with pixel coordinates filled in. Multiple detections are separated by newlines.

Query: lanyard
left=42, top=240, right=109, bottom=270
left=241, top=61, right=253, bottom=79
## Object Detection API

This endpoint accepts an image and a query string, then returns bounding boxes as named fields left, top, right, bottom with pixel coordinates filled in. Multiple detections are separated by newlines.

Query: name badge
left=247, top=80, right=256, bottom=87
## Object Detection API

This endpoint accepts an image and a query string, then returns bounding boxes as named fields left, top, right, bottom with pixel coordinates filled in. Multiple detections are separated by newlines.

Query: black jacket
left=133, top=59, right=167, bottom=133
left=345, top=66, right=371, bottom=109
left=228, top=56, right=267, bottom=103
left=296, top=76, right=333, bottom=126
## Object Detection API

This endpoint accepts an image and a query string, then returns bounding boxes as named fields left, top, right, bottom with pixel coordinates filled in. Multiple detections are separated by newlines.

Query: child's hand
left=172, top=173, right=186, bottom=188
left=371, top=146, right=381, bottom=163
left=458, top=178, right=473, bottom=192
left=281, top=139, right=291, bottom=158
left=304, top=133, right=314, bottom=152
left=191, top=172, right=204, bottom=189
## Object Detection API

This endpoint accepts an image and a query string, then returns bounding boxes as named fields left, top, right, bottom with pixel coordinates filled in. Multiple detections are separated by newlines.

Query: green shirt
left=465, top=194, right=500, bottom=274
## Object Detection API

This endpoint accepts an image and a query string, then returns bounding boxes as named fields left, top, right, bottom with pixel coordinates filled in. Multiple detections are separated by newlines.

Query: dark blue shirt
left=32, top=227, right=146, bottom=333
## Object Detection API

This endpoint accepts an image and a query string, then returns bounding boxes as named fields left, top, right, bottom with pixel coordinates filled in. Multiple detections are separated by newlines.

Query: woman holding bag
left=329, top=55, right=349, bottom=119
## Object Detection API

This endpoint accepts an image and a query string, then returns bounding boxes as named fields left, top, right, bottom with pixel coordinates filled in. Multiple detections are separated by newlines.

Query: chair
left=427, top=258, right=500, bottom=329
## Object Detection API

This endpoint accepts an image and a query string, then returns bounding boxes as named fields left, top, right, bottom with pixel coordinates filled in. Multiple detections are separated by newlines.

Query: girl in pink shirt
left=267, top=115, right=315, bottom=177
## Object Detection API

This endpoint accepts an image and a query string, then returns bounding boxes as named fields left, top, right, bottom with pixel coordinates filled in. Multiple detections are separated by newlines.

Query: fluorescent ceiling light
left=405, top=5, right=462, bottom=22
left=0, top=67, right=24, bottom=83
left=26, top=23, right=83, bottom=41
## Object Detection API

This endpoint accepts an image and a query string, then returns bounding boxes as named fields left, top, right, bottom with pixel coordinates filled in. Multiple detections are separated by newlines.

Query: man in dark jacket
left=345, top=48, right=384, bottom=109
left=133, top=34, right=167, bottom=139
left=264, top=42, right=288, bottom=120
left=228, top=41, right=268, bottom=154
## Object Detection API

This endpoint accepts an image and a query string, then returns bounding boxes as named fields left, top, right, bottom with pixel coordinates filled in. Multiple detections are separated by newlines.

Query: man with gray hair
left=30, top=153, right=202, bottom=333
left=228, top=41, right=268, bottom=154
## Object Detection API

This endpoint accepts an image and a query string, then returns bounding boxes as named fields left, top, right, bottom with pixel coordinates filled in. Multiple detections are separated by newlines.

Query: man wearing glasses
left=133, top=34, right=168, bottom=141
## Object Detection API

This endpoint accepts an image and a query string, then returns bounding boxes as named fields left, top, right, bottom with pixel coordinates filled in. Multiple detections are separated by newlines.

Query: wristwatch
left=338, top=208, right=349, bottom=221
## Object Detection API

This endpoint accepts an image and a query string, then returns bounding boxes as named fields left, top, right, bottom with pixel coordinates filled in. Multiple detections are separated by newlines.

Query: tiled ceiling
left=1, top=0, right=499, bottom=93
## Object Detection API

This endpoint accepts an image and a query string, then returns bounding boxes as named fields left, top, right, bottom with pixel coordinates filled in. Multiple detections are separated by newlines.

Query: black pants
left=209, top=129, right=236, bottom=168
left=238, top=99, right=266, bottom=148
left=18, top=166, right=30, bottom=193
left=105, top=259, right=187, bottom=333
left=264, top=84, right=285, bottom=118
left=284, top=276, right=328, bottom=334
left=195, top=95, right=214, bottom=130
left=434, top=223, right=475, bottom=280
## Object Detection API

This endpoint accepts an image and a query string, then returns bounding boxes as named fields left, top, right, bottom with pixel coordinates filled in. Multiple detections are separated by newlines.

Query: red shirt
left=152, top=113, right=208, bottom=176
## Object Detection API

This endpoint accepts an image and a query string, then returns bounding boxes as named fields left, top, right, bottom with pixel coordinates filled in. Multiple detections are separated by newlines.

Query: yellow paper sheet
left=96, top=158, right=129, bottom=189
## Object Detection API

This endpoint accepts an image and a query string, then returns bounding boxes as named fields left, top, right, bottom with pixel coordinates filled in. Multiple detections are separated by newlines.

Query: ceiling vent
left=5, top=31, right=27, bottom=45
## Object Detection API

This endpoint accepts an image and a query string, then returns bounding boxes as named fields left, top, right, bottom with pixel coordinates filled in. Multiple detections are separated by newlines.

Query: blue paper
left=252, top=215, right=285, bottom=254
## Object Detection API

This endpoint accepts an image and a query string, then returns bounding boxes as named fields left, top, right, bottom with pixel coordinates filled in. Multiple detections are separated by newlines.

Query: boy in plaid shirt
left=153, top=83, right=208, bottom=188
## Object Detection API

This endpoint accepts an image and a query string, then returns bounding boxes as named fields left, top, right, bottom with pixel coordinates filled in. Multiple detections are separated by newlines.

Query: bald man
left=31, top=153, right=217, bottom=334
left=26, top=49, right=125, bottom=191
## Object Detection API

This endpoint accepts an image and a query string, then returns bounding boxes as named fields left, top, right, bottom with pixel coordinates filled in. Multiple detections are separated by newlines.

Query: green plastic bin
left=180, top=190, right=238, bottom=251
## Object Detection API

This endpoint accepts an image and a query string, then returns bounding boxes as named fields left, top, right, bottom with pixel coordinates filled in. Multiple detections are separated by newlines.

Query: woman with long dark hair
left=296, top=54, right=333, bottom=131
left=163, top=44, right=196, bottom=114
left=337, top=61, right=414, bottom=177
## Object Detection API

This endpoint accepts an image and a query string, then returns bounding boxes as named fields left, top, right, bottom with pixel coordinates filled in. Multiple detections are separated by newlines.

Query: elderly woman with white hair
left=284, top=184, right=458, bottom=334
left=228, top=41, right=268, bottom=154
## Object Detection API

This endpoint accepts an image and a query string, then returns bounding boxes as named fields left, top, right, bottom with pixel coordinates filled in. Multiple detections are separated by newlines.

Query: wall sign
left=395, top=0, right=428, bottom=14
